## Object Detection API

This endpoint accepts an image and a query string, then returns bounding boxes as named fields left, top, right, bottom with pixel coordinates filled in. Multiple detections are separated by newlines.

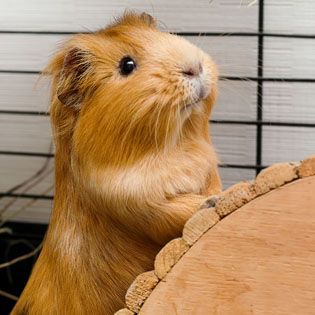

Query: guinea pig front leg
left=145, top=193, right=214, bottom=244
left=142, top=167, right=222, bottom=244
left=204, top=164, right=222, bottom=196
left=200, top=164, right=222, bottom=209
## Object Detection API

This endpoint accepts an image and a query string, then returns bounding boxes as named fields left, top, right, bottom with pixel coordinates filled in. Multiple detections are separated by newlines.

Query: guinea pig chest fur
left=12, top=12, right=222, bottom=315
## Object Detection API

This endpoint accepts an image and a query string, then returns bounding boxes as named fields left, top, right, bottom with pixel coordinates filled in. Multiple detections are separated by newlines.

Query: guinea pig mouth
left=182, top=83, right=208, bottom=111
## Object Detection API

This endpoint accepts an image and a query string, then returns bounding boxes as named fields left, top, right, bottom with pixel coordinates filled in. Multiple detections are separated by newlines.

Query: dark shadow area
left=0, top=222, right=47, bottom=315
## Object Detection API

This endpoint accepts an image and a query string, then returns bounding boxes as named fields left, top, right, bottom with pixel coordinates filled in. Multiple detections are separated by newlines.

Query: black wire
left=0, top=142, right=53, bottom=198
left=0, top=30, right=315, bottom=39
left=256, top=0, right=265, bottom=175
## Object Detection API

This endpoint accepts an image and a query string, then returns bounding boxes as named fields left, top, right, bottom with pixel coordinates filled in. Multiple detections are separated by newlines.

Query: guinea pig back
left=12, top=12, right=221, bottom=315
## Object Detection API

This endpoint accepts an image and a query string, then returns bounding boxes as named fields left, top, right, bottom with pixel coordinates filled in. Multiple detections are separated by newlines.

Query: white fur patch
left=89, top=140, right=215, bottom=207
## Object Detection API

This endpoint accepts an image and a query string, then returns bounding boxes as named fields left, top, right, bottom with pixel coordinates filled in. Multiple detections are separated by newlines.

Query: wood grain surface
left=140, top=176, right=315, bottom=315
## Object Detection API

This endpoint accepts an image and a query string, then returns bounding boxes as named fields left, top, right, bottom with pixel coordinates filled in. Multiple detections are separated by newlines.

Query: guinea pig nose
left=182, top=63, right=203, bottom=77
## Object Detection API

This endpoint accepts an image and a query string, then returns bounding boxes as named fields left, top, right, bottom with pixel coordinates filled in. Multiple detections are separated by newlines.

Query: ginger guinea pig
left=12, top=12, right=221, bottom=315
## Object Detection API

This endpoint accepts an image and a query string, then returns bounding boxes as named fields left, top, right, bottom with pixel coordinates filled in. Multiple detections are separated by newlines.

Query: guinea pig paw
left=199, top=195, right=219, bottom=210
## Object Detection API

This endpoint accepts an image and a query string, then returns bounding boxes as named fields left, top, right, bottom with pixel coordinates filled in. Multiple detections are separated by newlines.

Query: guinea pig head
left=48, top=12, right=218, bottom=173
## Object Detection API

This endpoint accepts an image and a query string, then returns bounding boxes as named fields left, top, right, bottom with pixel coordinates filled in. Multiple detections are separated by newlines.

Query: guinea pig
left=12, top=12, right=221, bottom=315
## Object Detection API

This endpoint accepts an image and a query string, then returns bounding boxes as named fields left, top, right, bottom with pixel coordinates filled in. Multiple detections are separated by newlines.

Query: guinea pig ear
left=140, top=12, right=157, bottom=27
left=57, top=47, right=91, bottom=108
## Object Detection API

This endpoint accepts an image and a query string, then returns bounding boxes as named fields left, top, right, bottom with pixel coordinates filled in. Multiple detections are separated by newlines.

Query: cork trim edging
left=114, top=155, right=315, bottom=315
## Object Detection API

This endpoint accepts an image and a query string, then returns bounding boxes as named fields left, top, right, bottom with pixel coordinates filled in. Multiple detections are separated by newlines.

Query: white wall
left=0, top=0, right=314, bottom=223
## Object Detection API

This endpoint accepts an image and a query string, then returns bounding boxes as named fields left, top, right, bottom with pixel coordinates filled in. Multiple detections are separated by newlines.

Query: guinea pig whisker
left=163, top=107, right=173, bottom=154
left=179, top=104, right=186, bottom=141
left=185, top=102, right=194, bottom=126
left=175, top=103, right=182, bottom=142
left=153, top=103, right=164, bottom=150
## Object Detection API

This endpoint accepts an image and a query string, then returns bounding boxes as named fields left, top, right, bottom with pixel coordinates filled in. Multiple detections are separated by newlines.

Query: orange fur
left=12, top=12, right=221, bottom=314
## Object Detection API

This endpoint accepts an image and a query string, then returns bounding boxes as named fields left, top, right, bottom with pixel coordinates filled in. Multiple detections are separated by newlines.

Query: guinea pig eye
left=119, top=56, right=136, bottom=76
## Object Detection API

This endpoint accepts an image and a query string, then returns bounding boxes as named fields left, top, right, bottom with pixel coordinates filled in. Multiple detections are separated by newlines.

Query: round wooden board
left=139, top=176, right=315, bottom=315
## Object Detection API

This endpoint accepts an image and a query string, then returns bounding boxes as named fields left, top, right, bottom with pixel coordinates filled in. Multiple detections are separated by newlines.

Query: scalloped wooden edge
left=125, top=271, right=158, bottom=313
left=114, top=155, right=315, bottom=315
left=154, top=238, right=189, bottom=279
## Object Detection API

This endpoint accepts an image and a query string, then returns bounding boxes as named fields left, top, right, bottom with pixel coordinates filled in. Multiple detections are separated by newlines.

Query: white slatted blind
left=0, top=0, right=258, bottom=32
left=0, top=0, right=314, bottom=223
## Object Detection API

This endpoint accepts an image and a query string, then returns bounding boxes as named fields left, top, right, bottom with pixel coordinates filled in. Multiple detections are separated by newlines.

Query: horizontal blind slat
left=0, top=0, right=258, bottom=33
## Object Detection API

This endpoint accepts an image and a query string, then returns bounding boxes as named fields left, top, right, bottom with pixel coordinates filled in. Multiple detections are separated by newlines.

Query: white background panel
left=213, top=80, right=257, bottom=121
left=211, top=124, right=256, bottom=165
left=189, top=36, right=257, bottom=77
left=1, top=198, right=52, bottom=223
left=264, top=82, right=315, bottom=123
left=0, top=155, right=53, bottom=194
left=0, top=34, right=68, bottom=71
left=0, top=34, right=257, bottom=77
left=219, top=168, right=256, bottom=189
left=0, top=115, right=51, bottom=153
left=0, top=0, right=258, bottom=33
left=264, top=38, right=315, bottom=79
left=262, top=126, right=315, bottom=165
left=265, top=0, right=315, bottom=35
left=0, top=74, right=50, bottom=112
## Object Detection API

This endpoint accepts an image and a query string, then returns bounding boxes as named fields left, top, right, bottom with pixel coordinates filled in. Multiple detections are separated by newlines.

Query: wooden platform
left=115, top=156, right=315, bottom=315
